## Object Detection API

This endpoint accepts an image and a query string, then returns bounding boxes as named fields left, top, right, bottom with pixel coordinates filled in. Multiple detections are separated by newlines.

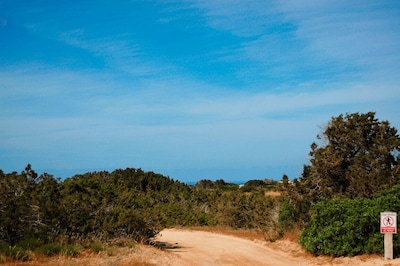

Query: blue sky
left=1, top=0, right=399, bottom=182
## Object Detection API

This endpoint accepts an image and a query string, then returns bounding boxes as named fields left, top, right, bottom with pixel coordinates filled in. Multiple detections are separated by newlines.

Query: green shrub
left=91, top=241, right=105, bottom=253
left=300, top=185, right=400, bottom=257
left=36, top=243, right=80, bottom=257
left=60, top=245, right=80, bottom=256
left=0, top=244, right=30, bottom=261
left=0, top=241, right=9, bottom=254
left=240, top=179, right=276, bottom=192
left=37, top=243, right=63, bottom=256
left=16, top=238, right=42, bottom=250
left=10, top=246, right=30, bottom=261
left=0, top=166, right=281, bottom=252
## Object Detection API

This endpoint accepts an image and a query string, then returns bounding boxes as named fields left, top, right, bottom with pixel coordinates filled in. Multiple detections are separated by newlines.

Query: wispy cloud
left=276, top=1, right=400, bottom=76
left=2, top=61, right=397, bottom=130
left=186, top=0, right=280, bottom=37
left=1, top=1, right=399, bottom=180
left=188, top=0, right=400, bottom=86
left=58, top=29, right=156, bottom=76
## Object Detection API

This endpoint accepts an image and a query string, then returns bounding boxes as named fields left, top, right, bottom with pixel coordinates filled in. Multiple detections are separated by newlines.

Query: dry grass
left=0, top=246, right=160, bottom=266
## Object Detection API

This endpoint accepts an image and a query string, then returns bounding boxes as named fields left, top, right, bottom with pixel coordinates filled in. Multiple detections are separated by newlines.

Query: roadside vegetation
left=0, top=111, right=399, bottom=262
left=280, top=112, right=400, bottom=257
left=0, top=165, right=280, bottom=263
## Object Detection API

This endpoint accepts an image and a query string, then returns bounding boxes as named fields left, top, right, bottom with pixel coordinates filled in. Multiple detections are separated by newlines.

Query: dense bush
left=195, top=179, right=239, bottom=191
left=241, top=179, right=277, bottom=192
left=0, top=166, right=280, bottom=261
left=300, top=184, right=400, bottom=257
left=279, top=112, right=400, bottom=257
left=0, top=241, right=29, bottom=261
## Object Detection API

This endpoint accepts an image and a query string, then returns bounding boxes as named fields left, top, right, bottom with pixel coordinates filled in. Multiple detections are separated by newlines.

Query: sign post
left=381, top=212, right=397, bottom=260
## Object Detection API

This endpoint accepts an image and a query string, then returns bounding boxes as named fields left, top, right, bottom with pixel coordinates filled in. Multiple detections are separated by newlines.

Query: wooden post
left=381, top=212, right=397, bottom=260
left=384, top=233, right=393, bottom=260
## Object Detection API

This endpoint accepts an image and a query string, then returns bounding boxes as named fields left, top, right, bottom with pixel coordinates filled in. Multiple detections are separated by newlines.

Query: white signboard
left=381, top=212, right=397, bottom=234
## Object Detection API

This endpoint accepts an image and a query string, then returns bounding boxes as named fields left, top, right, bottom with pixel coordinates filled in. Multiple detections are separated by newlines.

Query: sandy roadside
left=2, top=229, right=400, bottom=265
left=155, top=229, right=400, bottom=266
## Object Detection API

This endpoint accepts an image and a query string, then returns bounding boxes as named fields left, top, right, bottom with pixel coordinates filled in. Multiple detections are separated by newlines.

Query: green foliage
left=195, top=179, right=239, bottom=191
left=216, top=191, right=278, bottom=231
left=2, top=246, right=29, bottom=261
left=308, top=112, right=400, bottom=199
left=37, top=243, right=63, bottom=256
left=60, top=245, right=81, bottom=256
left=279, top=112, right=400, bottom=231
left=36, top=243, right=80, bottom=257
left=91, top=242, right=105, bottom=253
left=278, top=112, right=400, bottom=257
left=278, top=173, right=314, bottom=229
left=0, top=238, right=79, bottom=261
left=0, top=241, right=29, bottom=261
left=1, top=165, right=283, bottom=261
left=16, top=238, right=43, bottom=250
left=300, top=184, right=400, bottom=257
left=241, top=179, right=277, bottom=192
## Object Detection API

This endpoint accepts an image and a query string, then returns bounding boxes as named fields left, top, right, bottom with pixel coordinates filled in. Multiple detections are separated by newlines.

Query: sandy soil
left=3, top=229, right=400, bottom=266
left=155, top=229, right=400, bottom=266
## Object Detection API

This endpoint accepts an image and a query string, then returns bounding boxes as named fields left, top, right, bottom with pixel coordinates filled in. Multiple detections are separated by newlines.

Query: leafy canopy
left=300, top=184, right=400, bottom=257
left=279, top=112, right=400, bottom=229
left=308, top=112, right=400, bottom=199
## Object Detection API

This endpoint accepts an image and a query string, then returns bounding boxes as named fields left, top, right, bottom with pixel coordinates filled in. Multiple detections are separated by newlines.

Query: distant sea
left=37, top=166, right=291, bottom=184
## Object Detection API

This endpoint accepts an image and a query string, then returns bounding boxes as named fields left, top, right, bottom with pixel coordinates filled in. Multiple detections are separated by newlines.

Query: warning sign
left=381, top=212, right=397, bottom=234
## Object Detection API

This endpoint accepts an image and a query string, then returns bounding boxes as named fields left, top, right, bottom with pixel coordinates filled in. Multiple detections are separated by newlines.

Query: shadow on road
left=149, top=240, right=182, bottom=250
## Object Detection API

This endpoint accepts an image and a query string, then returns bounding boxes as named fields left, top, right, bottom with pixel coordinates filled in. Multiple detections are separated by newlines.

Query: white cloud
left=187, top=0, right=280, bottom=37
left=2, top=61, right=398, bottom=128
left=2, top=0, right=399, bottom=180
left=186, top=0, right=400, bottom=86
left=59, top=29, right=156, bottom=75
left=276, top=1, right=400, bottom=72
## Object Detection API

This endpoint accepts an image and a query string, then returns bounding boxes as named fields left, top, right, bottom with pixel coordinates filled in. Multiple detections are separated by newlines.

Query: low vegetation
left=300, top=185, right=400, bottom=256
left=1, top=111, right=399, bottom=262
left=280, top=112, right=400, bottom=257
left=0, top=165, right=280, bottom=262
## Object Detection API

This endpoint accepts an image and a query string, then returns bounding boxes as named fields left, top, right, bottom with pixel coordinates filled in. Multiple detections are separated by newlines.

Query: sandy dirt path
left=3, top=229, right=400, bottom=265
left=156, top=229, right=400, bottom=266
left=157, top=229, right=297, bottom=265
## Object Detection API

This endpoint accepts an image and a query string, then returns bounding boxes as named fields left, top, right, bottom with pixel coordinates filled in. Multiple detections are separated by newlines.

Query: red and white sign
left=381, top=212, right=397, bottom=234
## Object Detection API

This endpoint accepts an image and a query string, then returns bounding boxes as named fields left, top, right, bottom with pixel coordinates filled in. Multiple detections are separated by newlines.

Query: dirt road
left=156, top=229, right=400, bottom=266
left=4, top=229, right=400, bottom=265
left=157, top=229, right=297, bottom=265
